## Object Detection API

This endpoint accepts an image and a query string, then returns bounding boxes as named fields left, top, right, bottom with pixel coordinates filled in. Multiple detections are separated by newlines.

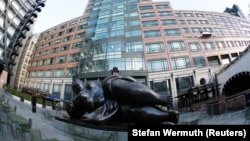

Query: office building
left=26, top=0, right=250, bottom=109
left=0, top=0, right=42, bottom=89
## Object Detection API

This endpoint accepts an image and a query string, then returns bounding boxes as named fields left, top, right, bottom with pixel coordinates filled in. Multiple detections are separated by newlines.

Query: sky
left=33, top=0, right=250, bottom=33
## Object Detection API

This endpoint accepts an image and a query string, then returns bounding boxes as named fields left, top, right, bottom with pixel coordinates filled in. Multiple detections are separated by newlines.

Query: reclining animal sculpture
left=66, top=67, right=179, bottom=125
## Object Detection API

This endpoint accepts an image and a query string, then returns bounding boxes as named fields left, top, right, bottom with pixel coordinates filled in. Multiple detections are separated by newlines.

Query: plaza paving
left=0, top=90, right=73, bottom=141
left=0, top=90, right=248, bottom=141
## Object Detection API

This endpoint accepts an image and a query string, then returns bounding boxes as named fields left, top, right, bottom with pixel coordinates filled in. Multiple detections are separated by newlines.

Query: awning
left=45, top=95, right=64, bottom=102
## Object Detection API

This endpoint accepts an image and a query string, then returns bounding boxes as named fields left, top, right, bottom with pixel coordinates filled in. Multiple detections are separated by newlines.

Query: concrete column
left=170, top=74, right=178, bottom=109
left=61, top=80, right=65, bottom=99
left=49, top=81, right=53, bottom=94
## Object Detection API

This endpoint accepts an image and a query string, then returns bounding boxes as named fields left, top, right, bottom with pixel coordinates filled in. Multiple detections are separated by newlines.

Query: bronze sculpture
left=66, top=67, right=179, bottom=125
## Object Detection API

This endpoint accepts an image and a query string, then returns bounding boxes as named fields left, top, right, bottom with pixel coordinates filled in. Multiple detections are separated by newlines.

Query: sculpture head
left=72, top=79, right=85, bottom=95
left=73, top=81, right=105, bottom=113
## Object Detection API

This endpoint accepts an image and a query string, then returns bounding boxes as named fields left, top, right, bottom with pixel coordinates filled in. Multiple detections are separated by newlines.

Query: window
left=63, top=36, right=72, bottom=42
left=168, top=41, right=185, bottom=51
left=54, top=69, right=64, bottom=77
left=161, top=19, right=176, bottom=25
left=110, top=29, right=124, bottom=37
left=58, top=55, right=67, bottom=64
left=54, top=39, right=61, bottom=45
left=72, top=42, right=83, bottom=49
left=172, top=57, right=191, bottom=70
left=42, top=59, right=46, bottom=66
left=139, top=5, right=153, bottom=10
left=164, top=28, right=181, bottom=36
left=43, top=83, right=50, bottom=92
left=216, top=41, right=225, bottom=48
left=66, top=28, right=75, bottom=33
left=66, top=67, right=77, bottom=77
left=45, top=70, right=52, bottom=77
left=125, top=12, right=139, bottom=17
left=69, top=53, right=80, bottom=62
left=226, top=41, right=234, bottom=47
left=178, top=20, right=185, bottom=24
left=193, top=57, right=206, bottom=68
left=176, top=76, right=194, bottom=94
left=80, top=17, right=88, bottom=23
left=48, top=58, right=54, bottom=65
left=60, top=24, right=67, bottom=29
left=125, top=20, right=140, bottom=26
left=207, top=56, right=220, bottom=66
left=125, top=30, right=141, bottom=37
left=148, top=59, right=168, bottom=72
left=57, top=31, right=64, bottom=37
left=51, top=48, right=58, bottom=53
left=184, top=13, right=194, bottom=17
left=75, top=32, right=85, bottom=39
left=150, top=80, right=171, bottom=95
left=140, top=12, right=156, bottom=18
left=214, top=28, right=223, bottom=36
left=188, top=42, right=201, bottom=52
left=199, top=20, right=209, bottom=24
left=191, top=27, right=202, bottom=33
left=203, top=27, right=213, bottom=32
left=187, top=20, right=198, bottom=24
left=175, top=13, right=182, bottom=17
left=125, top=42, right=143, bottom=53
left=37, top=71, right=43, bottom=77
left=142, top=20, right=158, bottom=27
left=60, top=44, right=70, bottom=51
left=52, top=84, right=62, bottom=97
left=144, top=30, right=161, bottom=38
left=182, top=28, right=190, bottom=33
left=158, top=11, right=172, bottom=16
left=111, top=20, right=124, bottom=27
left=146, top=42, right=165, bottom=53
left=203, top=42, right=214, bottom=50
left=69, top=20, right=78, bottom=26
left=156, top=4, right=169, bottom=9
left=77, top=24, right=86, bottom=30
left=196, top=13, right=204, bottom=17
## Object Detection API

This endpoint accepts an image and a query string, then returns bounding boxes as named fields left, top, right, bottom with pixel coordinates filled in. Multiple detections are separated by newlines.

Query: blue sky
left=33, top=0, right=250, bottom=33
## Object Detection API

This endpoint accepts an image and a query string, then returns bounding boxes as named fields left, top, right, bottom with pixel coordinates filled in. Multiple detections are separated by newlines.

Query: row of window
left=28, top=54, right=223, bottom=77
left=31, top=52, right=80, bottom=67
left=145, top=40, right=250, bottom=53
left=147, top=55, right=221, bottom=72
left=40, top=17, right=89, bottom=37
left=139, top=4, right=169, bottom=11
left=33, top=41, right=83, bottom=57
left=142, top=19, right=211, bottom=27
left=32, top=38, right=250, bottom=60
left=28, top=67, right=77, bottom=78
left=37, top=31, right=85, bottom=50
left=143, top=27, right=216, bottom=38
left=139, top=4, right=207, bottom=19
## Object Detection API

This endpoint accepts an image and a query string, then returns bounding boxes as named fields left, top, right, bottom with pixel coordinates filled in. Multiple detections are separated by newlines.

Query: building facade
left=0, top=0, right=39, bottom=88
left=26, top=0, right=250, bottom=109
left=14, top=34, right=38, bottom=90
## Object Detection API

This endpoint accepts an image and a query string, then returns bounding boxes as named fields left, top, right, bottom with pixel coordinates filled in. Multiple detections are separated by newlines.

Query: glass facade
left=78, top=0, right=146, bottom=78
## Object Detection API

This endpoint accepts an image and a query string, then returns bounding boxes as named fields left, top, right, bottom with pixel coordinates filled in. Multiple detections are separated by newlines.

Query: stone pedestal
left=54, top=116, right=128, bottom=141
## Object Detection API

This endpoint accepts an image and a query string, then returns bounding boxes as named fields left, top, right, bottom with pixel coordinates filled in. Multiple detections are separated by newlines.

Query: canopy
left=45, top=95, right=64, bottom=102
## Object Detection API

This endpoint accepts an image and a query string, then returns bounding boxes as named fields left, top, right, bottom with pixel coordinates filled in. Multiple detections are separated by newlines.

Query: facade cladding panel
left=26, top=0, right=250, bottom=108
